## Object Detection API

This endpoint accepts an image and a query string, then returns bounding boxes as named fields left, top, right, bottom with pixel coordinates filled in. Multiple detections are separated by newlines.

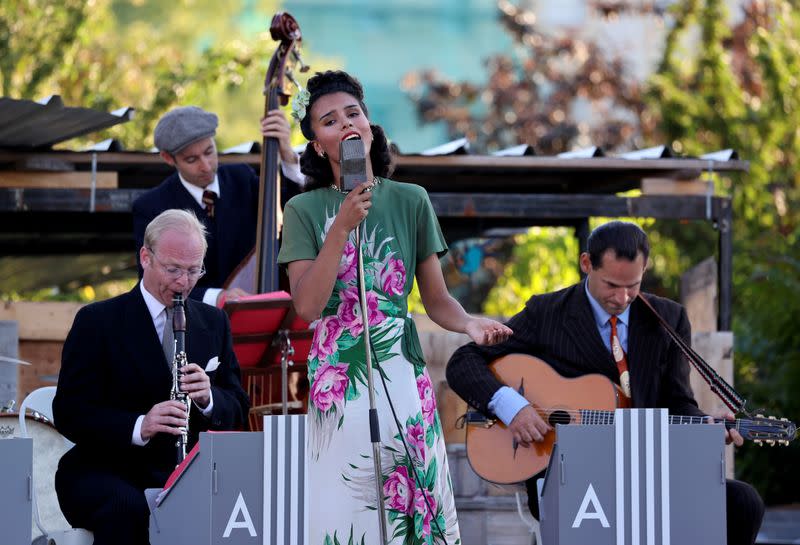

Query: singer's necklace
left=329, top=176, right=382, bottom=193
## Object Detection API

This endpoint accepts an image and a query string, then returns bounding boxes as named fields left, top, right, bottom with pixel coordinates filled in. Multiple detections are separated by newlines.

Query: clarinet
left=170, top=293, right=192, bottom=464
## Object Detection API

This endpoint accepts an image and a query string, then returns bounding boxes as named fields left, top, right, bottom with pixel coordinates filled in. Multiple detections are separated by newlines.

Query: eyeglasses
left=146, top=247, right=206, bottom=281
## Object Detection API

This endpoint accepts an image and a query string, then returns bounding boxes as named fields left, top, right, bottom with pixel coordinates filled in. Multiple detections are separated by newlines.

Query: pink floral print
left=337, top=286, right=385, bottom=337
left=384, top=465, right=415, bottom=516
left=338, top=241, right=357, bottom=283
left=416, top=370, right=437, bottom=426
left=309, top=316, right=344, bottom=362
left=310, top=362, right=349, bottom=413
left=380, top=255, right=407, bottom=296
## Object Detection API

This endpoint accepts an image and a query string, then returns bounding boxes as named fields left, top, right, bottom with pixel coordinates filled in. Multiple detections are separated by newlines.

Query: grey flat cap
left=154, top=106, right=218, bottom=154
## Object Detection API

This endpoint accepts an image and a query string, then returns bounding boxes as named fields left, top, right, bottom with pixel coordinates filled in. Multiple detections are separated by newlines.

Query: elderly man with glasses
left=53, top=209, right=250, bottom=545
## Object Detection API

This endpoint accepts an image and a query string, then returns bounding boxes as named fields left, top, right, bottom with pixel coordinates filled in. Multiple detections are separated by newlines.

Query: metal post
left=717, top=198, right=733, bottom=331
left=355, top=222, right=388, bottom=544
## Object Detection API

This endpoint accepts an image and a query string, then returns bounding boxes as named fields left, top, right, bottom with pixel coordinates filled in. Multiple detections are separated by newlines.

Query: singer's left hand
left=180, top=363, right=211, bottom=409
left=465, top=317, right=513, bottom=346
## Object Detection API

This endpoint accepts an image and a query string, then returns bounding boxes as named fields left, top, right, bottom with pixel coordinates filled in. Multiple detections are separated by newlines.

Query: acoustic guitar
left=464, top=354, right=797, bottom=484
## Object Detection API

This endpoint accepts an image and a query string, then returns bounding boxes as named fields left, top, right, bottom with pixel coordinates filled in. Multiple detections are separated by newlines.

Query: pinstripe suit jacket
left=446, top=280, right=704, bottom=418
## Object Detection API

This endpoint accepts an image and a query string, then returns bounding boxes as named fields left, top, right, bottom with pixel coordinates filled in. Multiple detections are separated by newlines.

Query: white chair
left=19, top=386, right=93, bottom=545
left=514, top=482, right=544, bottom=545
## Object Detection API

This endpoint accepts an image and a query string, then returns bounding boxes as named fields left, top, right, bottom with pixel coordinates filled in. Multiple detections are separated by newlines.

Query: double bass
left=225, top=12, right=308, bottom=293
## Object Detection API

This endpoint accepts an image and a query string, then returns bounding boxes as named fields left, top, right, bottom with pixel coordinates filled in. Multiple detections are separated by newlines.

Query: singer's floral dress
left=278, top=178, right=461, bottom=545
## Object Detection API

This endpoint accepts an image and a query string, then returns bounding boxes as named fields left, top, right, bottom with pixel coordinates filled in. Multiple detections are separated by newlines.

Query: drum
left=0, top=412, right=72, bottom=538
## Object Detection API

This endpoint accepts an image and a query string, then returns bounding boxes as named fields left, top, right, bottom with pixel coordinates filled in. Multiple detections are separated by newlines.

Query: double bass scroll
left=224, top=12, right=309, bottom=294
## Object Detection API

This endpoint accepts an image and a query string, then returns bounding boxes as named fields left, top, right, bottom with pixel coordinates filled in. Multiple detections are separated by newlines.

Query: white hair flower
left=291, top=88, right=311, bottom=123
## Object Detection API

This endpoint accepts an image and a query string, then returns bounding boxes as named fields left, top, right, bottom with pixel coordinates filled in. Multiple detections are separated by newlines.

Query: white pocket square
left=205, top=356, right=220, bottom=372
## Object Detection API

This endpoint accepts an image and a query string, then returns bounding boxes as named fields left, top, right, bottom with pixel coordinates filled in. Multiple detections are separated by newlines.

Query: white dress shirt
left=133, top=282, right=214, bottom=446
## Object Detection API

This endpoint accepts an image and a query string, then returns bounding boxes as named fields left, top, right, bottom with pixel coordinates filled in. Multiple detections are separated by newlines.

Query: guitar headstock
left=743, top=414, right=797, bottom=446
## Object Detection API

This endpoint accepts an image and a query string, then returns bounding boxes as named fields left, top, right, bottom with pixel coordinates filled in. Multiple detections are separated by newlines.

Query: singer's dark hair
left=298, top=70, right=394, bottom=191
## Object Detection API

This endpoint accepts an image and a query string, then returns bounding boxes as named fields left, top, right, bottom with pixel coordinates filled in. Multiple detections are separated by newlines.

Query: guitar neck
left=568, top=410, right=795, bottom=444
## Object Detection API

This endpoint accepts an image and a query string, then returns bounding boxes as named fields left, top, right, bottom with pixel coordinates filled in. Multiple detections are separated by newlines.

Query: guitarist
left=446, top=221, right=764, bottom=545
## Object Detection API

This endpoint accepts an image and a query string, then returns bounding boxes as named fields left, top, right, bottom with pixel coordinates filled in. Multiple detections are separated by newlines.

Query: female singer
left=277, top=70, right=512, bottom=544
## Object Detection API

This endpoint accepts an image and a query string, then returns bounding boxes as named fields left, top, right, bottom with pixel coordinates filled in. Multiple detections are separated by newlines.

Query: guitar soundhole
left=548, top=410, right=572, bottom=426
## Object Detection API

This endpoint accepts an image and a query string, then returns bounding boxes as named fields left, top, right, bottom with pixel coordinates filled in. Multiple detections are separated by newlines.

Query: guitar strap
left=636, top=293, right=749, bottom=415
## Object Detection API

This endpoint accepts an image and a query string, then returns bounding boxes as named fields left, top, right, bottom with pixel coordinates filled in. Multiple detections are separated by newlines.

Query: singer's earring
left=316, top=147, right=326, bottom=158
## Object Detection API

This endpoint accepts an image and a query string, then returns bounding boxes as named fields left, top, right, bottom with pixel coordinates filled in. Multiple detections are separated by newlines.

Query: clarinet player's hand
left=180, top=363, right=211, bottom=409
left=141, top=400, right=188, bottom=440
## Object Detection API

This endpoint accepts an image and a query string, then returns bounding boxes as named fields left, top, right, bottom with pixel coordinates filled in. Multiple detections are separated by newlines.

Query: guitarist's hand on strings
left=706, top=410, right=745, bottom=447
left=508, top=405, right=552, bottom=448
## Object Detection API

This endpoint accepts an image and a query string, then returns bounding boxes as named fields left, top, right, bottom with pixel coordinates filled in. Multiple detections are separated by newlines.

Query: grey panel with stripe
left=263, top=415, right=308, bottom=545
left=541, top=409, right=727, bottom=545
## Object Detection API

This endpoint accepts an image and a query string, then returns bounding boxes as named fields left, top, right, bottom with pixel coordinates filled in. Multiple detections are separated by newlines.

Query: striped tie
left=610, top=315, right=632, bottom=400
left=202, top=190, right=217, bottom=219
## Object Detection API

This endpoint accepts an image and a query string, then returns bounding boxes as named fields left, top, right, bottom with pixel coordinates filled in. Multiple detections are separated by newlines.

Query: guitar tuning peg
left=768, top=415, right=777, bottom=420
left=780, top=417, right=789, bottom=422
left=755, top=440, right=763, bottom=446
left=755, top=413, right=764, bottom=418
left=766, top=440, right=775, bottom=446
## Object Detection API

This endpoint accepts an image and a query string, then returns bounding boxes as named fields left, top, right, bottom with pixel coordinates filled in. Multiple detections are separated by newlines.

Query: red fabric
left=226, top=291, right=312, bottom=368
left=162, top=442, right=200, bottom=491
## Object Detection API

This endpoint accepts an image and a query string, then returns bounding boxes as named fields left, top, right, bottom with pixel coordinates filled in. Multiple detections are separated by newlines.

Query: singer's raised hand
left=333, top=181, right=373, bottom=232
left=465, top=317, right=513, bottom=346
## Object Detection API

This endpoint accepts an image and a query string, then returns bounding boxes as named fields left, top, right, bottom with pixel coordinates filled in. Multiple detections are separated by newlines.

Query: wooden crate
left=0, top=301, right=83, bottom=406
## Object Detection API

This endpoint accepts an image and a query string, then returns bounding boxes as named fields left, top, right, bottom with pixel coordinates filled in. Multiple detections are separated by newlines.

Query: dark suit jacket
left=446, top=280, right=703, bottom=418
left=53, top=285, right=250, bottom=483
left=132, top=164, right=261, bottom=302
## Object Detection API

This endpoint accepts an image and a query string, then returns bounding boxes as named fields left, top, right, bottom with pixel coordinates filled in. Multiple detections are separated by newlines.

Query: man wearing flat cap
left=133, top=105, right=303, bottom=306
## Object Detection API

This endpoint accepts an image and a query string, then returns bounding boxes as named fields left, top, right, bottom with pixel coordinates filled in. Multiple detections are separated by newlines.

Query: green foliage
left=483, top=227, right=581, bottom=317
left=646, top=0, right=800, bottom=503
left=0, top=0, right=326, bottom=150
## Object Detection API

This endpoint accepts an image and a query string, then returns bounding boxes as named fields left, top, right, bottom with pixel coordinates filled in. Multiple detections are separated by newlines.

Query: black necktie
left=202, top=190, right=217, bottom=219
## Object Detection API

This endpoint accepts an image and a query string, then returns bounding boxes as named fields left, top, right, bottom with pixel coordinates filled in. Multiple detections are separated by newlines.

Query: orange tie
left=609, top=315, right=632, bottom=400
left=202, top=190, right=217, bottom=219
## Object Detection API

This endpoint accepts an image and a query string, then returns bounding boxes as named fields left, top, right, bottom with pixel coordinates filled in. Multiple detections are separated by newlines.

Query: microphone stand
left=340, top=137, right=388, bottom=543
left=354, top=218, right=388, bottom=545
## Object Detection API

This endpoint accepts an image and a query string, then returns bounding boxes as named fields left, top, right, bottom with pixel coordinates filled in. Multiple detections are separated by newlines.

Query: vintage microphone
left=339, top=138, right=388, bottom=543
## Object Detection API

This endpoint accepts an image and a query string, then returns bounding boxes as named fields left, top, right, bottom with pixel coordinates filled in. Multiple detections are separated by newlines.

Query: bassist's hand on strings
left=508, top=404, right=551, bottom=448
left=260, top=110, right=298, bottom=165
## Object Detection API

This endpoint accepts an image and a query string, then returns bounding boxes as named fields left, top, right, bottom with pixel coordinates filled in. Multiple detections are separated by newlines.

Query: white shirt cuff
left=132, top=415, right=149, bottom=446
left=201, top=390, right=214, bottom=417
left=488, top=386, right=531, bottom=426
left=203, top=288, right=222, bottom=306
left=280, top=160, right=304, bottom=186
